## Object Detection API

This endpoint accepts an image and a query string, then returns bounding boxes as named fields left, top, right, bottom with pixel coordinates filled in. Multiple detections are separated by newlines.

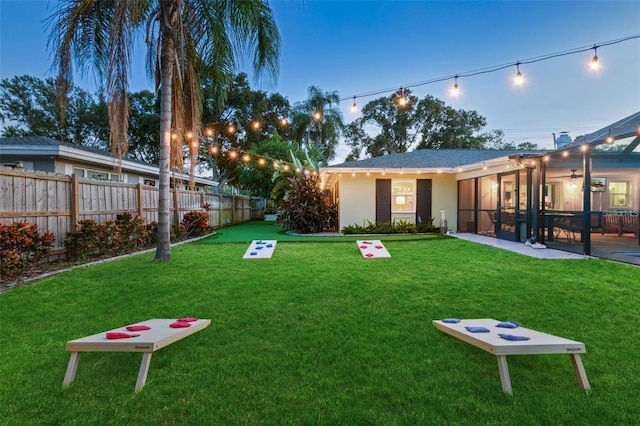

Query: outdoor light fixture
left=514, top=62, right=523, bottom=85
left=591, top=45, right=599, bottom=70
left=258, top=158, right=266, bottom=166
left=252, top=120, right=261, bottom=130
left=227, top=124, right=236, bottom=134
left=351, top=96, right=357, bottom=113
left=483, top=162, right=487, bottom=170
left=280, top=117, right=288, bottom=126
left=451, top=75, right=460, bottom=96
left=242, top=154, right=251, bottom=162
left=209, top=146, right=218, bottom=155
left=605, top=129, right=614, bottom=144
left=314, top=111, right=322, bottom=121
left=397, top=87, right=407, bottom=107
left=228, top=150, right=238, bottom=159
left=205, top=128, right=214, bottom=137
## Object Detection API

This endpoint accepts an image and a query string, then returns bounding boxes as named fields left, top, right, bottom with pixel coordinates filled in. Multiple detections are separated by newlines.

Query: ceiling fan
left=557, top=168, right=584, bottom=179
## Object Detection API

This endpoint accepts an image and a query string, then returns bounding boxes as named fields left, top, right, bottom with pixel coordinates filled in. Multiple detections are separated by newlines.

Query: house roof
left=568, top=110, right=640, bottom=147
left=323, top=149, right=546, bottom=171
left=0, top=136, right=153, bottom=166
left=0, top=136, right=217, bottom=185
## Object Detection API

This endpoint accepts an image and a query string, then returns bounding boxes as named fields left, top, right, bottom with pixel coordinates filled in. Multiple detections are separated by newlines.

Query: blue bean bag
left=465, top=326, right=490, bottom=333
left=496, top=321, right=520, bottom=329
left=442, top=318, right=461, bottom=323
left=498, top=333, right=530, bottom=341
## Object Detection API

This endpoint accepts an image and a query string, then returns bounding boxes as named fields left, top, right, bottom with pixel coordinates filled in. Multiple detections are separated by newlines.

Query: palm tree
left=291, top=86, right=343, bottom=164
left=48, top=0, right=280, bottom=261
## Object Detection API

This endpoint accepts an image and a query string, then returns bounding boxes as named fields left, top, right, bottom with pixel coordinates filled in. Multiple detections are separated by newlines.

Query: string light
left=227, top=124, right=236, bottom=135
left=242, top=154, right=251, bottom=162
left=258, top=158, right=266, bottom=166
left=314, top=111, right=322, bottom=121
left=351, top=96, right=357, bottom=113
left=337, top=35, right=638, bottom=107
left=397, top=87, right=407, bottom=107
left=451, top=75, right=460, bottom=96
left=514, top=62, right=523, bottom=86
left=280, top=117, right=288, bottom=126
left=591, top=45, right=599, bottom=70
left=605, top=129, right=614, bottom=143
left=252, top=120, right=261, bottom=130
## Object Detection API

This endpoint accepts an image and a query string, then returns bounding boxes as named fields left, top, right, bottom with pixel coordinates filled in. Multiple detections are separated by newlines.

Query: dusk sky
left=1, top=1, right=639, bottom=164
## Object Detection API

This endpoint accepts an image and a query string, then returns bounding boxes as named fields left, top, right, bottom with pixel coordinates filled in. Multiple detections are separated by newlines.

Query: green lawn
left=1, top=228, right=639, bottom=425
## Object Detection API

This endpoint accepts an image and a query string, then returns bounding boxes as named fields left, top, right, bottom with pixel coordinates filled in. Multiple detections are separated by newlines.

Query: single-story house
left=0, top=136, right=218, bottom=191
left=320, top=111, right=640, bottom=263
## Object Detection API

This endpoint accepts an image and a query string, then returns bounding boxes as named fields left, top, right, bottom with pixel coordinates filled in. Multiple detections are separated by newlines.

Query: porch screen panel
left=416, top=179, right=432, bottom=224
left=376, top=179, right=392, bottom=223
left=457, top=179, right=475, bottom=232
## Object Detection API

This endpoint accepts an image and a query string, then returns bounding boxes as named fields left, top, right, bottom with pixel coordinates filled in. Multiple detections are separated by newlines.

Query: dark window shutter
left=376, top=179, right=391, bottom=223
left=416, top=179, right=432, bottom=224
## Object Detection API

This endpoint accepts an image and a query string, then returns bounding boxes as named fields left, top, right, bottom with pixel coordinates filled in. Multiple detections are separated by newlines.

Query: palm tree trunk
left=155, top=2, right=178, bottom=262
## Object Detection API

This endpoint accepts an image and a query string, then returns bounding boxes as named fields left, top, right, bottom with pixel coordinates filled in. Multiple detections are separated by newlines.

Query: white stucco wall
left=336, top=172, right=459, bottom=231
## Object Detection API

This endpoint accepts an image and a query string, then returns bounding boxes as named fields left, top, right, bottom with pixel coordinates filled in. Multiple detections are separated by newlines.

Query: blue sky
left=1, top=1, right=639, bottom=163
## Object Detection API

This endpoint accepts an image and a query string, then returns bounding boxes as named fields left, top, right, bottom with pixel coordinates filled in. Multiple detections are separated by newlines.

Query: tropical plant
left=278, top=174, right=337, bottom=234
left=48, top=0, right=281, bottom=261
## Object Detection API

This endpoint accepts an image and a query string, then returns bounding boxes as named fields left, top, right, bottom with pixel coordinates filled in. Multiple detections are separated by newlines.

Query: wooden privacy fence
left=0, top=168, right=265, bottom=256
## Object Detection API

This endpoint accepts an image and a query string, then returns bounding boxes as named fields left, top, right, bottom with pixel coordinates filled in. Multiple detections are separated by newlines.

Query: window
left=392, top=179, right=415, bottom=213
left=609, top=181, right=631, bottom=207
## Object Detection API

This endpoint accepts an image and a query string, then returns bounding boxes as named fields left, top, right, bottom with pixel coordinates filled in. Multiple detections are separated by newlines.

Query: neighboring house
left=0, top=136, right=218, bottom=191
left=320, top=111, right=640, bottom=259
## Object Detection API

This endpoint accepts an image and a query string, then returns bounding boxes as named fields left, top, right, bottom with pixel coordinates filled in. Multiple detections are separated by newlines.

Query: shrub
left=279, top=175, right=337, bottom=234
left=182, top=210, right=210, bottom=238
left=0, top=221, right=55, bottom=278
left=64, top=213, right=153, bottom=261
left=64, top=220, right=103, bottom=261
left=341, top=218, right=438, bottom=235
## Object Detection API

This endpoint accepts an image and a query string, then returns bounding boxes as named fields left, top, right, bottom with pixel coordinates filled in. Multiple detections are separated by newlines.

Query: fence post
left=136, top=183, right=143, bottom=218
left=173, top=186, right=179, bottom=226
left=71, top=174, right=79, bottom=229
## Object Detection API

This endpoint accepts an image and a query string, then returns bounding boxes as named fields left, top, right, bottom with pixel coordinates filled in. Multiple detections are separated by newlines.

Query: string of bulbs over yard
left=172, top=34, right=640, bottom=172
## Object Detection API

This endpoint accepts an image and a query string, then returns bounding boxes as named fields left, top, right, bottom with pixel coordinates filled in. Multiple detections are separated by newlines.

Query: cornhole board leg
left=496, top=355, right=513, bottom=395
left=63, top=352, right=80, bottom=387
left=135, top=352, right=153, bottom=393
left=570, top=354, right=590, bottom=390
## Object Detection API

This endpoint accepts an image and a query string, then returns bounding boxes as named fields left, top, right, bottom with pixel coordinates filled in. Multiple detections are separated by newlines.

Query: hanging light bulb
left=313, top=111, right=322, bottom=121
left=227, top=123, right=236, bottom=134
left=252, top=120, right=261, bottom=130
left=605, top=129, right=614, bottom=144
left=397, top=87, right=407, bottom=107
left=351, top=96, right=357, bottom=113
left=514, top=62, right=523, bottom=85
left=206, top=128, right=214, bottom=138
left=258, top=158, right=266, bottom=166
left=242, top=154, right=251, bottom=162
left=209, top=145, right=218, bottom=155
left=280, top=117, right=288, bottom=127
left=591, top=45, right=599, bottom=70
left=451, top=75, right=460, bottom=96
left=228, top=150, right=238, bottom=159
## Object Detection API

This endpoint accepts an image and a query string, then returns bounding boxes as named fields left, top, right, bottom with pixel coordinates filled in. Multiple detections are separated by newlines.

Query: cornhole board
left=63, top=318, right=211, bottom=393
left=243, top=240, right=277, bottom=259
left=356, top=240, right=391, bottom=258
left=432, top=318, right=589, bottom=395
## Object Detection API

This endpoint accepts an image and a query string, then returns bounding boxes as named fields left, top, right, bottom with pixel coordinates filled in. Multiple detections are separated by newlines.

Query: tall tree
left=199, top=73, right=291, bottom=186
left=0, top=75, right=108, bottom=148
left=344, top=90, right=501, bottom=160
left=49, top=0, right=280, bottom=261
left=291, top=86, right=344, bottom=163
